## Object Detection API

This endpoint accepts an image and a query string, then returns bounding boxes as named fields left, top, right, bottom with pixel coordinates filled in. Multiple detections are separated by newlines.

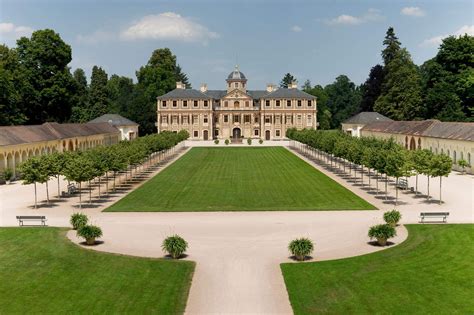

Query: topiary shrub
left=368, top=224, right=396, bottom=246
left=70, top=213, right=88, bottom=230
left=247, top=138, right=252, bottom=145
left=259, top=139, right=263, bottom=144
left=288, top=237, right=314, bottom=261
left=162, top=235, right=188, bottom=259
left=77, top=225, right=103, bottom=245
left=214, top=139, right=219, bottom=145
left=383, top=210, right=402, bottom=227
left=225, top=139, right=230, bottom=145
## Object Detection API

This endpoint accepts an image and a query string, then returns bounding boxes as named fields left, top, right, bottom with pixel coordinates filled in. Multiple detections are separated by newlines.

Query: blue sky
left=1, top=0, right=472, bottom=90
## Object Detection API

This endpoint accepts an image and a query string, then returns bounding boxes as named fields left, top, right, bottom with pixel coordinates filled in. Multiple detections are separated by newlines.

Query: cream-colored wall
left=361, top=130, right=474, bottom=173
left=341, top=123, right=364, bottom=137
left=119, top=125, right=139, bottom=140
left=0, top=133, right=120, bottom=177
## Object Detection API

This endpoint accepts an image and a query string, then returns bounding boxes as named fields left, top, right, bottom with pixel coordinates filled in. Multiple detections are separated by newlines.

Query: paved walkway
left=1, top=143, right=472, bottom=314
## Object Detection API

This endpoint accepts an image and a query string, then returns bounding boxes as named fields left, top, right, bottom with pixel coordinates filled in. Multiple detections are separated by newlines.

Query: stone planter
left=377, top=238, right=387, bottom=246
left=86, top=237, right=96, bottom=245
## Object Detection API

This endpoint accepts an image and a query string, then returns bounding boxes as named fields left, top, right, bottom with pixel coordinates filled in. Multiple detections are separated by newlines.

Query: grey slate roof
left=205, top=90, right=227, bottom=99
left=342, top=112, right=393, bottom=125
left=89, top=114, right=139, bottom=126
left=362, top=120, right=474, bottom=142
left=0, top=122, right=119, bottom=146
left=157, top=89, right=211, bottom=100
left=262, top=88, right=316, bottom=100
left=227, top=69, right=246, bottom=80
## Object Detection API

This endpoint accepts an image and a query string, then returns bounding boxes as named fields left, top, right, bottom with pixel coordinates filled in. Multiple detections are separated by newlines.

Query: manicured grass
left=281, top=224, right=474, bottom=314
left=106, top=147, right=375, bottom=211
left=0, top=228, right=195, bottom=314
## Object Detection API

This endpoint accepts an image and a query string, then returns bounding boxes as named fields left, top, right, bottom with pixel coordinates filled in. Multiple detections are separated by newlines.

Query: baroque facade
left=156, top=67, right=317, bottom=141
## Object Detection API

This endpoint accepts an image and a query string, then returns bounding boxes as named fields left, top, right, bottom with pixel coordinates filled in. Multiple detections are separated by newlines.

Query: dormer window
left=234, top=82, right=238, bottom=88
left=162, top=101, right=167, bottom=107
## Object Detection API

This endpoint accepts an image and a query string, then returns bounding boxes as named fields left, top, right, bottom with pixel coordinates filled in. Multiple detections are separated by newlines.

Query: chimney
left=176, top=81, right=185, bottom=89
left=266, top=84, right=276, bottom=93
left=288, top=81, right=298, bottom=89
left=200, top=83, right=208, bottom=93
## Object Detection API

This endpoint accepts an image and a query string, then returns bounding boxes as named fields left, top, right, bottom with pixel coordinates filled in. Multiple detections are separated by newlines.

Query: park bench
left=62, top=183, right=77, bottom=196
left=16, top=216, right=47, bottom=226
left=397, top=178, right=409, bottom=190
left=420, top=212, right=449, bottom=223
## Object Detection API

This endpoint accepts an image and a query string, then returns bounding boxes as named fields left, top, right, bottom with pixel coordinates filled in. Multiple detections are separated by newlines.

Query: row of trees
left=19, top=130, right=189, bottom=209
left=1, top=29, right=191, bottom=134
left=295, top=28, right=473, bottom=129
left=286, top=128, right=452, bottom=205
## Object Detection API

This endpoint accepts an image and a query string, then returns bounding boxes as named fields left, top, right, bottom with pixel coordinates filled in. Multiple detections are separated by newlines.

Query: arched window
left=460, top=152, right=464, bottom=160
left=447, top=150, right=450, bottom=157
left=410, top=137, right=416, bottom=150
left=417, top=138, right=421, bottom=149
left=453, top=151, right=457, bottom=163
left=468, top=153, right=471, bottom=165
left=224, top=101, right=228, bottom=107
left=234, top=101, right=240, bottom=108
left=405, top=136, right=408, bottom=149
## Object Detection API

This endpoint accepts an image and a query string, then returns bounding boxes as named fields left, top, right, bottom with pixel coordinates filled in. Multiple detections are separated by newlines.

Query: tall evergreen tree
left=360, top=64, right=385, bottom=112
left=301, top=79, right=312, bottom=91
left=88, top=66, right=109, bottom=120
left=374, top=48, right=423, bottom=120
left=382, top=27, right=401, bottom=66
left=280, top=73, right=297, bottom=88
left=70, top=68, right=90, bottom=122
left=325, top=75, right=361, bottom=129
left=107, top=74, right=135, bottom=116
left=175, top=64, right=191, bottom=88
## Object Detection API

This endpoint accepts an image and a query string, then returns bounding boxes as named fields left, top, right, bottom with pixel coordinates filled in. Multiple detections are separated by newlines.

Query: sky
left=1, top=0, right=472, bottom=90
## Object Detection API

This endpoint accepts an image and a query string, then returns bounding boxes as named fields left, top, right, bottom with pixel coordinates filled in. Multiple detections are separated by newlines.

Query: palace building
left=156, top=66, right=317, bottom=141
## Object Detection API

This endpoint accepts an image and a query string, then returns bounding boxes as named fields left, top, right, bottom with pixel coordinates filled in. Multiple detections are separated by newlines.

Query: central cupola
left=226, top=65, right=247, bottom=93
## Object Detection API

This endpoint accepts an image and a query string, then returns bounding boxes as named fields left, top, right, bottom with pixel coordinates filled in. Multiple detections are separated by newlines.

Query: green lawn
left=0, top=228, right=195, bottom=314
left=105, top=147, right=375, bottom=212
left=281, top=224, right=474, bottom=314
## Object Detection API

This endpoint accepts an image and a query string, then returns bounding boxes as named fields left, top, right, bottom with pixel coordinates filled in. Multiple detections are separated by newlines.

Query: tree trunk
left=97, top=175, right=101, bottom=198
left=57, top=176, right=61, bottom=199
left=113, top=172, right=116, bottom=192
left=34, top=182, right=37, bottom=209
left=427, top=176, right=430, bottom=200
left=45, top=181, right=49, bottom=204
left=89, top=180, right=92, bottom=203
left=395, top=177, right=399, bottom=206
left=439, top=177, right=442, bottom=205
left=368, top=169, right=371, bottom=187
left=376, top=172, right=379, bottom=194
left=385, top=174, right=388, bottom=200
left=361, top=166, right=364, bottom=185
left=415, top=174, right=418, bottom=195
left=79, top=182, right=82, bottom=208
left=105, top=172, right=109, bottom=194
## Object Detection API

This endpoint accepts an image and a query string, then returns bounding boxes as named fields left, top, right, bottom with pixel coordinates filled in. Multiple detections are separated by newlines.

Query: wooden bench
left=397, top=178, right=409, bottom=190
left=420, top=212, right=449, bottom=223
left=62, top=183, right=77, bottom=196
left=16, top=216, right=47, bottom=226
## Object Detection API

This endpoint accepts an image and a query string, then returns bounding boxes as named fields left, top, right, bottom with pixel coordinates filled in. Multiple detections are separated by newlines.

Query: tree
left=374, top=48, right=423, bottom=120
left=301, top=79, right=312, bottom=91
left=412, top=149, right=432, bottom=195
left=175, top=64, right=191, bottom=88
left=458, top=159, right=470, bottom=174
left=16, top=29, right=76, bottom=124
left=106, top=74, right=135, bottom=116
left=382, top=27, right=401, bottom=66
left=325, top=75, right=361, bottom=129
left=360, top=64, right=385, bottom=112
left=70, top=68, right=90, bottom=122
left=384, top=149, right=409, bottom=205
left=135, top=48, right=178, bottom=134
left=18, top=157, right=49, bottom=209
left=62, top=154, right=96, bottom=208
left=280, top=73, right=297, bottom=88
left=88, top=66, right=109, bottom=120
left=429, top=154, right=452, bottom=205
left=304, top=84, right=331, bottom=129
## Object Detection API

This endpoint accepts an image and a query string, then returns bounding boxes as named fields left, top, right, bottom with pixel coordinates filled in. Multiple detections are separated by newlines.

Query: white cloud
left=76, top=30, right=115, bottom=44
left=291, top=25, right=302, bottom=32
left=421, top=25, right=474, bottom=47
left=401, top=7, right=426, bottom=17
left=120, top=12, right=218, bottom=43
left=326, top=8, right=383, bottom=26
left=0, top=22, right=33, bottom=39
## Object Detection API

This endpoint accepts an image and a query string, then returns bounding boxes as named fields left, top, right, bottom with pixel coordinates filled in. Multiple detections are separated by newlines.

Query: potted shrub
left=77, top=225, right=103, bottom=245
left=383, top=210, right=402, bottom=227
left=3, top=168, right=13, bottom=184
left=70, top=213, right=88, bottom=230
left=162, top=234, right=188, bottom=259
left=214, top=139, right=219, bottom=145
left=225, top=139, right=230, bottom=145
left=247, top=138, right=252, bottom=145
left=368, top=224, right=396, bottom=246
left=288, top=237, right=314, bottom=261
left=458, top=159, right=469, bottom=174
left=259, top=139, right=263, bottom=144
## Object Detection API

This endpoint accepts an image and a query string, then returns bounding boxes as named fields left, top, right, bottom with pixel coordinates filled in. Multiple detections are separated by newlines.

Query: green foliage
left=77, top=225, right=103, bottom=244
left=382, top=27, right=401, bottom=66
left=280, top=73, right=297, bottom=88
left=70, top=213, right=88, bottom=230
left=368, top=224, right=396, bottom=245
left=19, top=157, right=49, bottom=185
left=162, top=235, right=188, bottom=259
left=288, top=238, right=314, bottom=261
left=325, top=75, right=361, bottom=128
left=303, top=84, right=331, bottom=129
left=214, top=139, right=219, bottom=144
left=247, top=138, right=252, bottom=145
left=259, top=139, right=263, bottom=144
left=225, top=139, right=230, bottom=145
left=88, top=66, right=109, bottom=120
left=429, top=154, right=452, bottom=178
left=360, top=64, right=384, bottom=112
left=383, top=210, right=402, bottom=227
left=3, top=168, right=13, bottom=181
left=458, top=159, right=469, bottom=171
